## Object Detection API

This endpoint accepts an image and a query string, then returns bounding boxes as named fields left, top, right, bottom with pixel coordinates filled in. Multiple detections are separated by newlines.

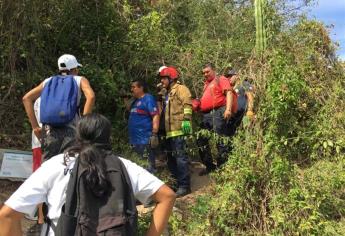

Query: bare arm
left=245, top=91, right=254, bottom=114
left=152, top=114, right=160, bottom=134
left=223, top=90, right=233, bottom=120
left=146, top=185, right=176, bottom=236
left=80, top=77, right=95, bottom=115
left=0, top=205, right=24, bottom=236
left=156, top=101, right=163, bottom=116
left=22, top=83, right=44, bottom=139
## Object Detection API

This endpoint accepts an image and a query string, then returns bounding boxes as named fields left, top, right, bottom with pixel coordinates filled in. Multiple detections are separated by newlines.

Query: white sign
left=0, top=152, right=33, bottom=179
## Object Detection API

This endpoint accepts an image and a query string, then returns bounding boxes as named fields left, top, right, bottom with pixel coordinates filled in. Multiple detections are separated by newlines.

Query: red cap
left=159, top=67, right=179, bottom=79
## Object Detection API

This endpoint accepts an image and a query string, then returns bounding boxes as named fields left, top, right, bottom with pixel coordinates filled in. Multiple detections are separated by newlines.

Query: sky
left=308, top=0, right=345, bottom=60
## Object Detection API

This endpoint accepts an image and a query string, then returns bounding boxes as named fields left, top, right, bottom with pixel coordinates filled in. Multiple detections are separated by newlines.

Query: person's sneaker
left=176, top=187, right=191, bottom=198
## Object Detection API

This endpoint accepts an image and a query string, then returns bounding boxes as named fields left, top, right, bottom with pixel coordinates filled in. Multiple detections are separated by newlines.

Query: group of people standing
left=0, top=55, right=254, bottom=236
left=0, top=55, right=176, bottom=236
left=127, top=63, right=255, bottom=198
left=127, top=66, right=193, bottom=197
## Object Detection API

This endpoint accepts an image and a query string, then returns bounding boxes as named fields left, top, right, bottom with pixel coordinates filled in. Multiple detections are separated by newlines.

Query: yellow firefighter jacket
left=163, top=82, right=192, bottom=138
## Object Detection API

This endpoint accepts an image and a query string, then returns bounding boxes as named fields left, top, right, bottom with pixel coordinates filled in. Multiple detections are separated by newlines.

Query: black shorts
left=41, top=125, right=76, bottom=160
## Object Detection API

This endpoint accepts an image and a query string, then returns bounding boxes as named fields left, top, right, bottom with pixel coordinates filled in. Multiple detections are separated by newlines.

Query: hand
left=181, top=120, right=192, bottom=135
left=192, top=99, right=201, bottom=112
left=125, top=98, right=135, bottom=111
left=149, top=133, right=159, bottom=149
left=33, top=127, right=42, bottom=140
left=223, top=109, right=232, bottom=120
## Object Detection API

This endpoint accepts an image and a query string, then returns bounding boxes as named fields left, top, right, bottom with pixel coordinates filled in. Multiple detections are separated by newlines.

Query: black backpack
left=45, top=154, right=138, bottom=236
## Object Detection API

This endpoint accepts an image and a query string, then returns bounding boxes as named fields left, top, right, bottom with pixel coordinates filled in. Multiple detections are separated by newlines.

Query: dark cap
left=226, top=69, right=237, bottom=76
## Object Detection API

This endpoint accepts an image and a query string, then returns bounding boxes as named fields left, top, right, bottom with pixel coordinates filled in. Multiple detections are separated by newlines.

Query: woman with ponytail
left=0, top=114, right=176, bottom=236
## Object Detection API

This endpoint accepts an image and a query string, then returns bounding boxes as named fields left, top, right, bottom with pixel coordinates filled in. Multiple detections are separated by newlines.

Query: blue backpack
left=40, top=75, right=78, bottom=126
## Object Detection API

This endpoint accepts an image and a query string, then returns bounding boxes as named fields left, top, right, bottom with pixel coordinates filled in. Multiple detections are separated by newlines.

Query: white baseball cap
left=58, top=54, right=82, bottom=71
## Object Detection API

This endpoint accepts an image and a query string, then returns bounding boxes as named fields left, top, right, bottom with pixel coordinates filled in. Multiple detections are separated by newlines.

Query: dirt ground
left=0, top=161, right=212, bottom=235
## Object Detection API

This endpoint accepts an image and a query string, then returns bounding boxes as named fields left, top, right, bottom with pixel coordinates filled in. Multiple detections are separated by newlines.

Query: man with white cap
left=23, top=54, right=95, bottom=160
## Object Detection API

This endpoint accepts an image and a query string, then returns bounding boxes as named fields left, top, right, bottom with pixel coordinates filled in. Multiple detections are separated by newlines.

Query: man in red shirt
left=197, top=63, right=237, bottom=176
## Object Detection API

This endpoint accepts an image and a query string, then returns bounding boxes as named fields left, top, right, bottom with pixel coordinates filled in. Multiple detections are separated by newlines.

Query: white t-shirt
left=5, top=154, right=164, bottom=236
left=32, top=98, right=42, bottom=149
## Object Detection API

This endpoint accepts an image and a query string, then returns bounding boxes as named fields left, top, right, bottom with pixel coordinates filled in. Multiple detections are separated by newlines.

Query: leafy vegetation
left=0, top=0, right=344, bottom=235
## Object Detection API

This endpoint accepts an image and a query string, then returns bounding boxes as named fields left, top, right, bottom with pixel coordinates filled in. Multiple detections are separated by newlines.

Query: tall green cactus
left=255, top=0, right=267, bottom=54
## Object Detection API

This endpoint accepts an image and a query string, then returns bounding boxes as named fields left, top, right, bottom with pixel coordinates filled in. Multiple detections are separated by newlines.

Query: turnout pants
left=163, top=136, right=190, bottom=189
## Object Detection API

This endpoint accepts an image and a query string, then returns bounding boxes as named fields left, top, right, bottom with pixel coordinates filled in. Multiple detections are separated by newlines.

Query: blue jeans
left=163, top=136, right=190, bottom=189
left=132, top=144, right=156, bottom=172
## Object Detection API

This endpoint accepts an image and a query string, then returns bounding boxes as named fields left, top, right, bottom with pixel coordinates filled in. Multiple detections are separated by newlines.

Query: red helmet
left=159, top=67, right=179, bottom=80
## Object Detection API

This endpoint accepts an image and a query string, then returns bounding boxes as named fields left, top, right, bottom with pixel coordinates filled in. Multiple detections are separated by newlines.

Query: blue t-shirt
left=128, top=94, right=158, bottom=145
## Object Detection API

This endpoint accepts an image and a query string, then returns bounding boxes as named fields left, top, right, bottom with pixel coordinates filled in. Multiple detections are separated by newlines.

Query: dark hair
left=59, top=70, right=70, bottom=75
left=225, top=68, right=237, bottom=77
left=65, top=113, right=112, bottom=197
left=203, top=62, right=215, bottom=70
left=131, top=80, right=147, bottom=93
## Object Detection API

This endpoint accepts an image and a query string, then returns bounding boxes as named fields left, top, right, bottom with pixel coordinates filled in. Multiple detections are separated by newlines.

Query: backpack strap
left=42, top=202, right=56, bottom=236
left=109, top=154, right=138, bottom=235
left=63, top=157, right=80, bottom=217
left=118, top=156, right=137, bottom=213
left=54, top=157, right=81, bottom=236
left=215, top=76, right=227, bottom=94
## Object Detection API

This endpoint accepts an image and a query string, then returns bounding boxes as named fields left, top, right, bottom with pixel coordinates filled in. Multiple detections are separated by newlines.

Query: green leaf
left=327, top=140, right=334, bottom=147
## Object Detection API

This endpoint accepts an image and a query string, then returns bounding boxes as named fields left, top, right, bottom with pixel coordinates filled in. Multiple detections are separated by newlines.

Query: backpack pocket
left=78, top=213, right=127, bottom=236
left=97, top=215, right=127, bottom=235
